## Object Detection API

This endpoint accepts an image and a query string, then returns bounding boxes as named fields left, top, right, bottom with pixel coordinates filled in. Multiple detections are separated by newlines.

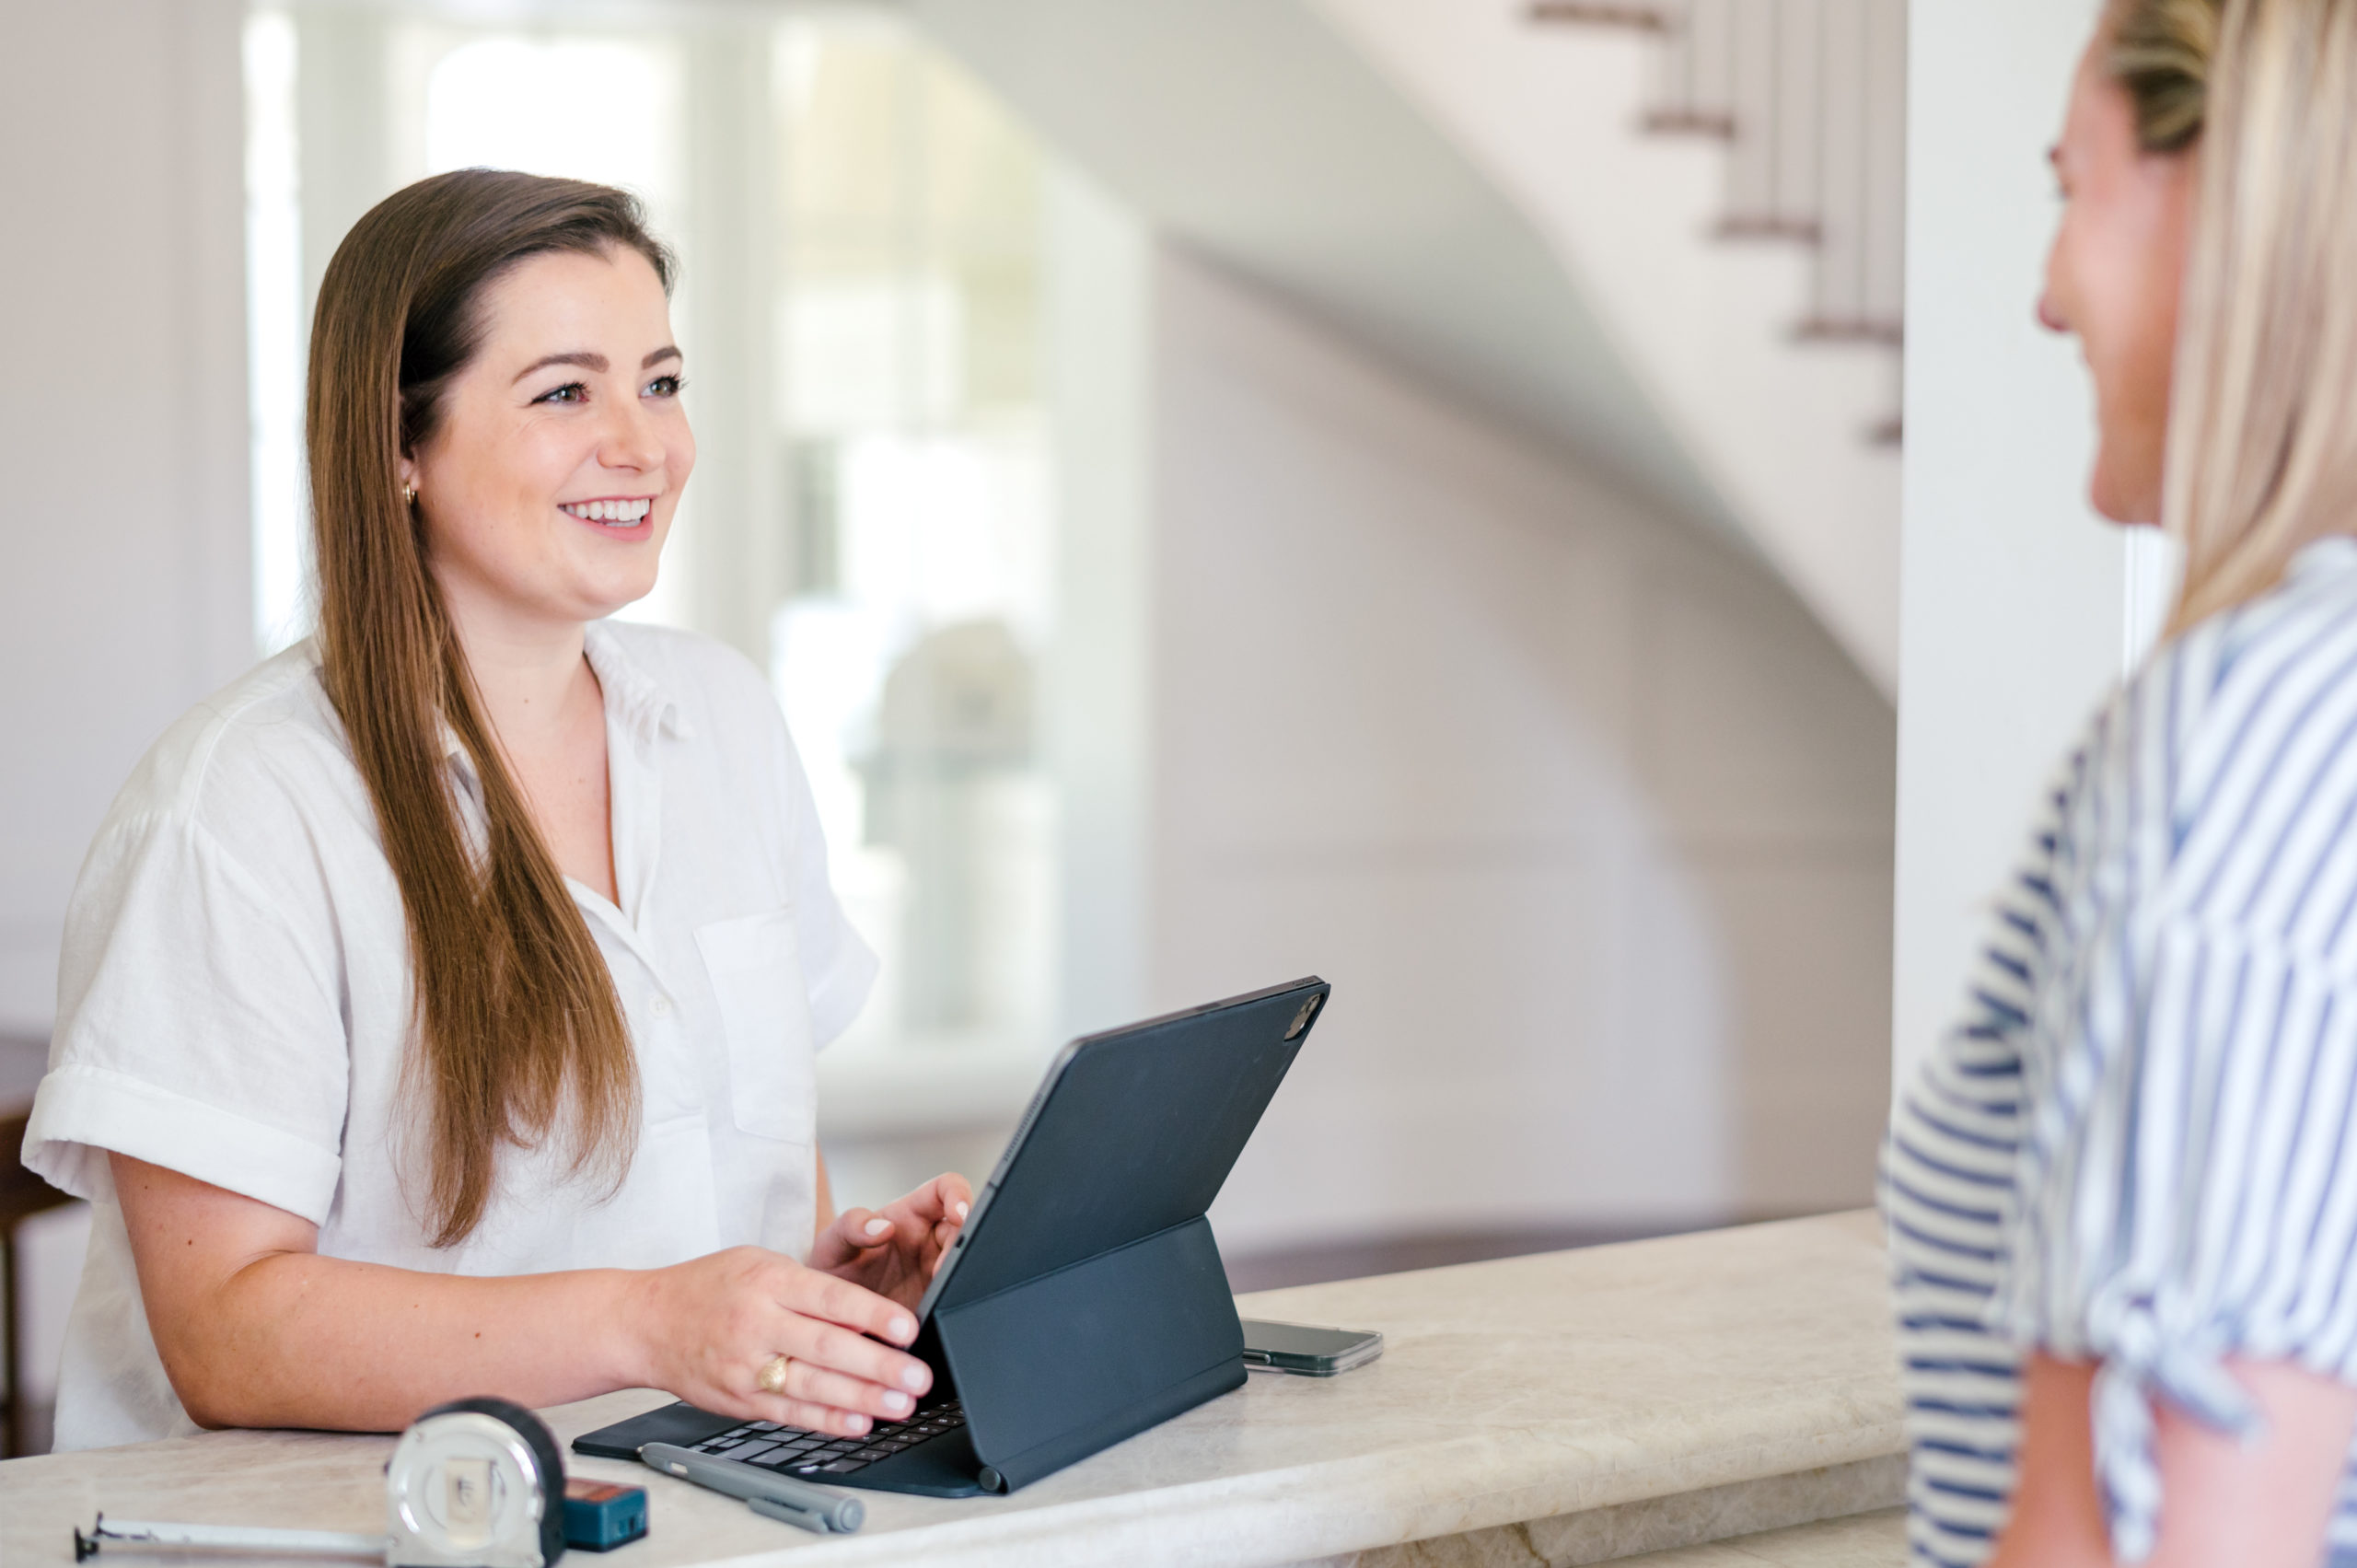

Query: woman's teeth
left=560, top=498, right=654, bottom=526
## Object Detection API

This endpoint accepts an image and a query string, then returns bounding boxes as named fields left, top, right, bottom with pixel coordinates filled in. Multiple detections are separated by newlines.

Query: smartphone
left=1239, top=1318, right=1384, bottom=1376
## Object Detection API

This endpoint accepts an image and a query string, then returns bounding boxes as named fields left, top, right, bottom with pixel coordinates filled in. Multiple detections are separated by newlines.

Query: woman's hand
left=809, top=1173, right=974, bottom=1310
left=629, top=1246, right=935, bottom=1439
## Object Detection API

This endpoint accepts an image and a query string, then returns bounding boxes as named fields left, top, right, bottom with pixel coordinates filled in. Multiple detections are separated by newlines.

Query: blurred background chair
left=2, top=1032, right=67, bottom=1458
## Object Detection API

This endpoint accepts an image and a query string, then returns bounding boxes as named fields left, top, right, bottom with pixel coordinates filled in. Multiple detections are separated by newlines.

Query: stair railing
left=1532, top=0, right=1906, bottom=441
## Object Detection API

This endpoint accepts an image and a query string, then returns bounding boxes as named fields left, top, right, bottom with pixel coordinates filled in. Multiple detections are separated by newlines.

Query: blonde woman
left=1887, top=3, right=2357, bottom=1563
left=24, top=171, right=968, bottom=1449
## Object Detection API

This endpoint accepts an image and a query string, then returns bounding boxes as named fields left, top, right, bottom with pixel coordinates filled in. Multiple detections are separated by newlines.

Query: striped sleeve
left=1994, top=591, right=2357, bottom=1563
left=1887, top=775, right=2060, bottom=1567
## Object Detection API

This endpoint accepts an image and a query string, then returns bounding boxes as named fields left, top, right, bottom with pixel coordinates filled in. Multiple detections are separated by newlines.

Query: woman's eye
left=645, top=374, right=684, bottom=399
left=534, top=381, right=588, bottom=405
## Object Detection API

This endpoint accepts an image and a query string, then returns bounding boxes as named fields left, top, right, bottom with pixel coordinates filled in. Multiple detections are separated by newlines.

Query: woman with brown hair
left=22, top=169, right=967, bottom=1449
left=1887, top=1, right=2357, bottom=1563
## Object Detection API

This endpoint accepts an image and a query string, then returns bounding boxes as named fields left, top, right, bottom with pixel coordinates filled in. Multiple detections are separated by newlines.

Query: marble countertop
left=0, top=1211, right=1904, bottom=1568
left=1619, top=1508, right=1903, bottom=1566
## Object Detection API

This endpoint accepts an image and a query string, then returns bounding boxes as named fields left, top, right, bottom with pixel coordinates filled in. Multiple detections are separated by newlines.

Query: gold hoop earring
left=402, top=484, right=416, bottom=507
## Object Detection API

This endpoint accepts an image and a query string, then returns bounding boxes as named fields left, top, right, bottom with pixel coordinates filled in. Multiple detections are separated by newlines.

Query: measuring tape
left=76, top=1398, right=581, bottom=1567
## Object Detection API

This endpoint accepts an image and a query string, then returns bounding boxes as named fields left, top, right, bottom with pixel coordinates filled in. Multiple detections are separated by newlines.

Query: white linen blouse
left=23, top=620, right=876, bottom=1451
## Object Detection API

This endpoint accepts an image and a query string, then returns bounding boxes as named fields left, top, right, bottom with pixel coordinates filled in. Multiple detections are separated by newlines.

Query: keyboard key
left=748, top=1422, right=781, bottom=1432
left=821, top=1459, right=869, bottom=1473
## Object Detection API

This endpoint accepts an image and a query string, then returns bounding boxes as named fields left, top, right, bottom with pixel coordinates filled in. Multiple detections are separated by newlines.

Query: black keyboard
left=686, top=1400, right=967, bottom=1477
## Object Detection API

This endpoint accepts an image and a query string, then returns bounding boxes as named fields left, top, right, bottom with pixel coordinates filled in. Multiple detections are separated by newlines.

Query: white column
left=0, top=0, right=251, bottom=1033
left=681, top=27, right=786, bottom=666
left=1045, top=168, right=1153, bottom=1040
left=1895, top=0, right=2127, bottom=1081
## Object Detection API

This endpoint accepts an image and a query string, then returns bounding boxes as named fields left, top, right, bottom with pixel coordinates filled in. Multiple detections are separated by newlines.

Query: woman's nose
left=599, top=397, right=667, bottom=472
left=2036, top=289, right=2068, bottom=335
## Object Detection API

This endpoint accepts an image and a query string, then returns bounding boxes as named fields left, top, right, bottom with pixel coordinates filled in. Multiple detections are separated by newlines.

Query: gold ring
left=757, top=1354, right=794, bottom=1396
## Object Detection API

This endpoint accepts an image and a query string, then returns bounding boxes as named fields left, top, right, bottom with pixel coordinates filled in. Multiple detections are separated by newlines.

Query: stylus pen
left=638, top=1443, right=865, bottom=1535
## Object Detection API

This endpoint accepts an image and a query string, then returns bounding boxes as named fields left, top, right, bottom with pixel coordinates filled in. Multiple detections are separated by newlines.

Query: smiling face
left=400, top=245, right=694, bottom=634
left=2038, top=40, right=2199, bottom=525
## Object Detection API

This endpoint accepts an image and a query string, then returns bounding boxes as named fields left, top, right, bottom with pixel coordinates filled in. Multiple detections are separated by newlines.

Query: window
left=772, top=22, right=1055, bottom=1060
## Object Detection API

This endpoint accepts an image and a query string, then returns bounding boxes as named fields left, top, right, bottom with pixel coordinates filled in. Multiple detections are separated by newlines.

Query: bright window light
left=244, top=8, right=306, bottom=655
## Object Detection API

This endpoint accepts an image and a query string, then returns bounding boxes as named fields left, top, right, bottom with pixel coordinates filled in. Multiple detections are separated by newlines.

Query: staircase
left=1533, top=0, right=1907, bottom=438
left=1304, top=0, right=1907, bottom=692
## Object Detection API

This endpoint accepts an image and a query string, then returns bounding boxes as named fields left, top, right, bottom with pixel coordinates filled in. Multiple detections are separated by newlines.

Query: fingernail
left=955, top=1202, right=970, bottom=1219
left=864, top=1217, right=890, bottom=1237
left=846, top=1415, right=869, bottom=1434
left=885, top=1391, right=912, bottom=1414
left=892, top=1316, right=915, bottom=1341
left=902, top=1365, right=929, bottom=1391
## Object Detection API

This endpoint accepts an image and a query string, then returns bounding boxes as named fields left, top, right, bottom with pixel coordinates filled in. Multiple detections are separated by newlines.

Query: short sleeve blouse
left=1890, top=537, right=2357, bottom=1565
left=22, top=621, right=876, bottom=1450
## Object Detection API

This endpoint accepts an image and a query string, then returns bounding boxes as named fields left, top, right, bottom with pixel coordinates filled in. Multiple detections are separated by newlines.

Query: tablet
left=915, top=975, right=1329, bottom=1323
left=573, top=976, right=1329, bottom=1495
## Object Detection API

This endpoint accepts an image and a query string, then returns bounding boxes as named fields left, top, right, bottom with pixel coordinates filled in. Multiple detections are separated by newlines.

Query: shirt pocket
left=693, top=909, right=817, bottom=1145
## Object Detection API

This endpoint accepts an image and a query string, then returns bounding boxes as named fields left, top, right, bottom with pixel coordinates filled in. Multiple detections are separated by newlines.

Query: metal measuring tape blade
left=75, top=1398, right=570, bottom=1568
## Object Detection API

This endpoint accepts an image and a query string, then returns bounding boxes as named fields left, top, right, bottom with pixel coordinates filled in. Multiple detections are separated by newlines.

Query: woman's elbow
left=151, top=1328, right=263, bottom=1430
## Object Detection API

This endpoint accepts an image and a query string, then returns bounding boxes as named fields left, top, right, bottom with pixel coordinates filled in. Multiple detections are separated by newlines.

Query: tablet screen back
left=923, top=978, right=1328, bottom=1317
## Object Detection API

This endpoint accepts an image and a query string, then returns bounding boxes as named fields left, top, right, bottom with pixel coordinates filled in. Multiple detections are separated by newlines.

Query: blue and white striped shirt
left=1889, top=536, right=2357, bottom=1566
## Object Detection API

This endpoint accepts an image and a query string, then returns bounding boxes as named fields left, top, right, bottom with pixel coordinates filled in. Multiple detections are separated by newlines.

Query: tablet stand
left=922, top=1214, right=1245, bottom=1492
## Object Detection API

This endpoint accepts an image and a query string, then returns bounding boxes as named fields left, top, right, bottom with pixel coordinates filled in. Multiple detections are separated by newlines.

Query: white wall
left=2, top=0, right=252, bottom=1438
left=0, top=0, right=252, bottom=1032
left=1895, top=0, right=2142, bottom=1082
left=1153, top=253, right=1898, bottom=1254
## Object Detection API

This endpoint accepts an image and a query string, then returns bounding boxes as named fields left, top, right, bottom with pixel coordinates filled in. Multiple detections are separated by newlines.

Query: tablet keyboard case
left=928, top=1214, right=1239, bottom=1492
left=571, top=979, right=1327, bottom=1497
left=917, top=978, right=1327, bottom=1492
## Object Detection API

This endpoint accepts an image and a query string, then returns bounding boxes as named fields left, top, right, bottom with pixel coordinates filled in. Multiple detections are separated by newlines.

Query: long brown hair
left=2107, top=0, right=2357, bottom=632
left=308, top=170, right=673, bottom=1245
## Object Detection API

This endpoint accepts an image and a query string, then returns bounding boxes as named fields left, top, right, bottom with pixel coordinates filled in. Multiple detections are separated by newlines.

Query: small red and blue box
left=563, top=1478, right=649, bottom=1551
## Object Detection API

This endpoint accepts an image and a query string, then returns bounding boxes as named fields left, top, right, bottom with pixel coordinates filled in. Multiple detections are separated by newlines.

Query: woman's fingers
left=777, top=1261, right=918, bottom=1345
left=890, top=1173, right=972, bottom=1228
left=778, top=1313, right=931, bottom=1396
left=830, top=1207, right=895, bottom=1249
left=759, top=1354, right=920, bottom=1425
left=747, top=1389, right=878, bottom=1437
left=872, top=1176, right=969, bottom=1239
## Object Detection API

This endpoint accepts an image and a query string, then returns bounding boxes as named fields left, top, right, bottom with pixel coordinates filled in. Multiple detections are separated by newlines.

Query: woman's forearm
left=1991, top=1353, right=2357, bottom=1568
left=112, top=1152, right=654, bottom=1432
left=176, top=1250, right=651, bottom=1431
left=114, top=1151, right=935, bottom=1440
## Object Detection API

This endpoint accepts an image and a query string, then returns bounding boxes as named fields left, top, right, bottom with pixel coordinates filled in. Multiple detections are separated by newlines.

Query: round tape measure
left=386, top=1399, right=567, bottom=1568
left=76, top=1398, right=571, bottom=1568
